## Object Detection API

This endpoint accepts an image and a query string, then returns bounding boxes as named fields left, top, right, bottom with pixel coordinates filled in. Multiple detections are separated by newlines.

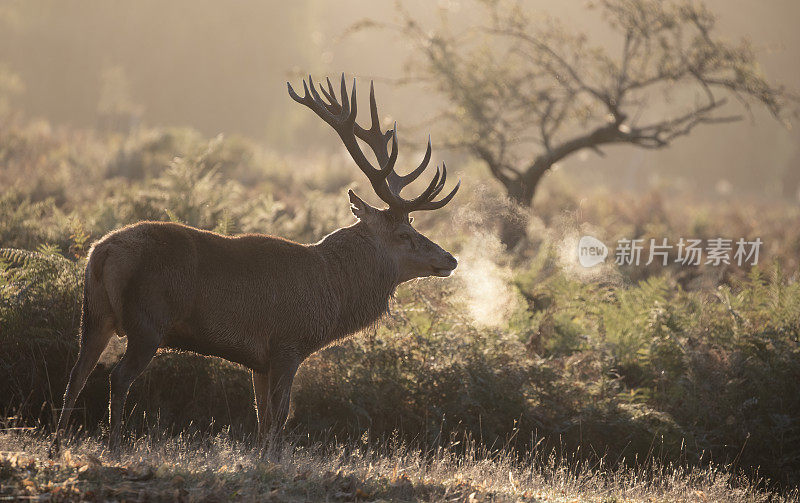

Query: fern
left=164, top=208, right=184, bottom=224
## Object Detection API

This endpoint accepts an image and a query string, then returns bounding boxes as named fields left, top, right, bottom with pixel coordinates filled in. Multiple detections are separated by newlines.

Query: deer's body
left=51, top=75, right=459, bottom=454
left=91, top=221, right=397, bottom=370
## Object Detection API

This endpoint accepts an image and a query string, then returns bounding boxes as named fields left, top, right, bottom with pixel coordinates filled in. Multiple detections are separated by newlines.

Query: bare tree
left=362, top=0, right=793, bottom=248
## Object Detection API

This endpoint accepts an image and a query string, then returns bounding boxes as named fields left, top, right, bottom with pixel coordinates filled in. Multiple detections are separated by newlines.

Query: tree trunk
left=499, top=202, right=530, bottom=251
left=498, top=164, right=548, bottom=250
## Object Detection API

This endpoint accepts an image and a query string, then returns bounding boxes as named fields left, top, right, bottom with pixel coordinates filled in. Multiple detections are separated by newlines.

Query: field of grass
left=2, top=430, right=795, bottom=502
left=1, top=116, right=799, bottom=500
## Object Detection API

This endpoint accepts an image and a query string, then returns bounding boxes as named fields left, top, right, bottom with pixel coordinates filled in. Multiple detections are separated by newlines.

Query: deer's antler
left=288, top=74, right=459, bottom=214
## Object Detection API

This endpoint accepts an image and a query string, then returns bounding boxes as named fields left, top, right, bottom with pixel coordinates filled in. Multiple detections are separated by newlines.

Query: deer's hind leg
left=108, top=305, right=164, bottom=449
left=50, top=315, right=115, bottom=457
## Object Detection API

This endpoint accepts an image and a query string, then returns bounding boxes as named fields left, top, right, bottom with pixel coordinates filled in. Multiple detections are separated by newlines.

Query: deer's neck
left=313, top=223, right=399, bottom=345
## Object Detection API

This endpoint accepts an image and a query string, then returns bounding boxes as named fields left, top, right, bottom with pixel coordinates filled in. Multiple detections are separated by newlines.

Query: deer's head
left=289, top=75, right=459, bottom=283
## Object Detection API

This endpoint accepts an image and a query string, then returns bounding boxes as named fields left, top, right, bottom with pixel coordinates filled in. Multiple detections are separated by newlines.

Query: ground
left=0, top=431, right=791, bottom=502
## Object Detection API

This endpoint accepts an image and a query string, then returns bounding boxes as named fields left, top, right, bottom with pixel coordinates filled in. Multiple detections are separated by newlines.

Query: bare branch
left=348, top=0, right=795, bottom=210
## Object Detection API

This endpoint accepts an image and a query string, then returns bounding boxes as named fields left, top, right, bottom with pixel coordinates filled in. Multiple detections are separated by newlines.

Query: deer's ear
left=348, top=189, right=374, bottom=219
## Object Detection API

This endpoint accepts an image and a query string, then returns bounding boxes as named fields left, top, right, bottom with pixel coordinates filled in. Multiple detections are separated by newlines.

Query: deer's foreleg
left=252, top=369, right=270, bottom=443
left=267, top=357, right=299, bottom=434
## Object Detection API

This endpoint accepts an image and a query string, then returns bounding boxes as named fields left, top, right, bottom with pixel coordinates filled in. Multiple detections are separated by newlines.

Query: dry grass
left=0, top=430, right=794, bottom=502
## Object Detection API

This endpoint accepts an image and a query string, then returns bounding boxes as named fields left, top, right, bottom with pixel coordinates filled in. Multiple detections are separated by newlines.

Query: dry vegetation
left=2, top=430, right=795, bottom=502
left=1, top=116, right=799, bottom=500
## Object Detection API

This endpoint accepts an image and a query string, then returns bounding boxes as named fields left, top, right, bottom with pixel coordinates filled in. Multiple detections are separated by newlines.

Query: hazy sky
left=0, top=0, right=797, bottom=196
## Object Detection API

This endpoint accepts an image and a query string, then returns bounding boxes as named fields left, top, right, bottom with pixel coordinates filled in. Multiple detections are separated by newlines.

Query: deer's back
left=89, top=221, right=337, bottom=370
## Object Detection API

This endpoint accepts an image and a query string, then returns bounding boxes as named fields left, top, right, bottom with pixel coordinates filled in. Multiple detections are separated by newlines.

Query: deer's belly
left=160, top=320, right=268, bottom=371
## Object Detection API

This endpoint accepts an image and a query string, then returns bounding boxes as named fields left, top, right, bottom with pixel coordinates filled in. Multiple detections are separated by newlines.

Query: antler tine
left=309, top=75, right=346, bottom=125
left=369, top=81, right=381, bottom=134
left=404, top=164, right=443, bottom=206
left=318, top=78, right=341, bottom=115
left=427, top=162, right=448, bottom=199
left=433, top=162, right=452, bottom=198
left=415, top=175, right=461, bottom=211
left=308, top=75, right=326, bottom=110
left=381, top=122, right=399, bottom=175
left=387, top=135, right=431, bottom=195
left=350, top=78, right=358, bottom=120
left=326, top=77, right=337, bottom=104
left=288, top=78, right=335, bottom=125
left=286, top=79, right=308, bottom=106
left=339, top=74, right=350, bottom=116
left=354, top=81, right=390, bottom=164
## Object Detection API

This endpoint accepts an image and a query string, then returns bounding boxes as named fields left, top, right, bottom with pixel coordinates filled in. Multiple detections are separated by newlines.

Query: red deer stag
left=50, top=75, right=459, bottom=454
